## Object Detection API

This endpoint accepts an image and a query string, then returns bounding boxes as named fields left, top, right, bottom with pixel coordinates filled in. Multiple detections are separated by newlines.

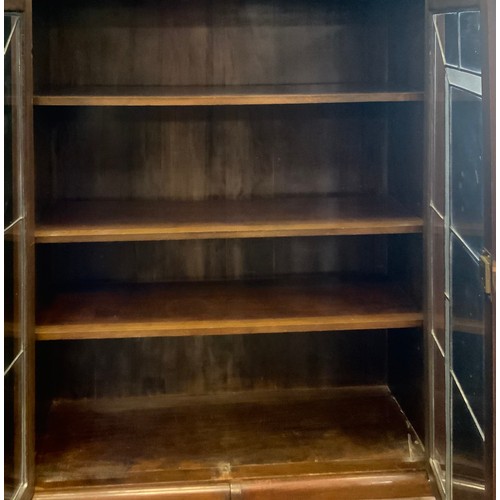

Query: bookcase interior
left=32, top=0, right=430, bottom=496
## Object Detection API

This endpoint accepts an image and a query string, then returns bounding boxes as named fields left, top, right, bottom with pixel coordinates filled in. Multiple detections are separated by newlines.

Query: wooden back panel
left=33, top=0, right=425, bottom=404
left=35, top=234, right=392, bottom=400
left=35, top=104, right=390, bottom=208
left=31, top=0, right=422, bottom=89
left=36, top=237, right=387, bottom=287
left=37, top=330, right=387, bottom=399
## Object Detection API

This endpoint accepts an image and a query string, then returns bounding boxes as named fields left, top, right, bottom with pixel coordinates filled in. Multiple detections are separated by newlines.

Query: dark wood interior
left=35, top=277, right=422, bottom=340
left=34, top=386, right=435, bottom=499
left=35, top=386, right=425, bottom=487
left=32, top=0, right=423, bottom=90
left=32, top=0, right=430, bottom=497
left=34, top=103, right=422, bottom=207
left=33, top=84, right=423, bottom=107
left=35, top=196, right=423, bottom=243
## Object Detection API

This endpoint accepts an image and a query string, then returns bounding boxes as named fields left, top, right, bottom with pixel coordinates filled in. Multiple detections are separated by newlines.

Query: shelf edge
left=34, top=221, right=424, bottom=243
left=36, top=314, right=424, bottom=340
left=33, top=92, right=424, bottom=107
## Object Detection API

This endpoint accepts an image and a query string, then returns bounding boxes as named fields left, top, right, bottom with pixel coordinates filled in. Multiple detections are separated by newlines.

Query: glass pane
left=451, top=242, right=485, bottom=431
left=4, top=224, right=22, bottom=368
left=4, top=13, right=26, bottom=500
left=4, top=14, right=21, bottom=228
left=452, top=236, right=484, bottom=430
left=460, top=11, right=481, bottom=74
left=450, top=87, right=483, bottom=254
left=432, top=9, right=487, bottom=500
left=5, top=17, right=14, bottom=226
left=445, top=13, right=459, bottom=66
left=431, top=209, right=445, bottom=348
left=432, top=341, right=446, bottom=486
left=4, top=357, right=24, bottom=500
left=431, top=35, right=446, bottom=215
left=453, top=482, right=485, bottom=499
left=435, top=12, right=459, bottom=67
left=4, top=14, right=17, bottom=49
left=453, top=330, right=485, bottom=430
left=452, top=380, right=485, bottom=497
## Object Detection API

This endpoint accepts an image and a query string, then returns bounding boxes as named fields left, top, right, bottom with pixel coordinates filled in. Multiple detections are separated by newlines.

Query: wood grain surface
left=30, top=1, right=430, bottom=497
left=34, top=104, right=392, bottom=205
left=33, top=473, right=434, bottom=500
left=4, top=0, right=25, bottom=12
left=36, top=277, right=422, bottom=340
left=33, top=85, right=423, bottom=106
left=34, top=484, right=231, bottom=500
left=36, top=329, right=388, bottom=400
left=32, top=0, right=421, bottom=90
left=233, top=472, right=434, bottom=500
left=35, top=196, right=423, bottom=243
left=35, top=386, right=425, bottom=487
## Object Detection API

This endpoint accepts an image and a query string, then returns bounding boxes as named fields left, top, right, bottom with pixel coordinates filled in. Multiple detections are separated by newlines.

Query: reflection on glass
left=431, top=209, right=445, bottom=348
left=452, top=380, right=485, bottom=498
left=432, top=342, right=446, bottom=486
left=433, top=7, right=486, bottom=499
left=444, top=13, right=459, bottom=66
left=451, top=87, right=483, bottom=254
left=452, top=236, right=484, bottom=429
left=4, top=13, right=22, bottom=228
left=4, top=16, right=14, bottom=226
left=4, top=13, right=23, bottom=369
left=4, top=358, right=23, bottom=500
left=460, top=11, right=481, bottom=74
left=4, top=13, right=24, bottom=500
left=5, top=15, right=15, bottom=45
left=453, top=331, right=484, bottom=427
left=435, top=11, right=481, bottom=73
left=5, top=233, right=15, bottom=364
left=4, top=227, right=22, bottom=368
left=431, top=48, right=446, bottom=215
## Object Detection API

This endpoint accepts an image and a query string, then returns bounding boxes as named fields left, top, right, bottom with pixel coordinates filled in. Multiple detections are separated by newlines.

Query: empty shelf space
left=33, top=84, right=423, bottom=106
left=35, top=277, right=422, bottom=341
left=35, top=196, right=423, bottom=243
left=35, top=385, right=426, bottom=490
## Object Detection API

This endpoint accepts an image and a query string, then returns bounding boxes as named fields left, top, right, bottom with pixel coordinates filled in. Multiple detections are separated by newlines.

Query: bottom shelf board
left=36, top=385, right=425, bottom=489
left=35, top=278, right=423, bottom=340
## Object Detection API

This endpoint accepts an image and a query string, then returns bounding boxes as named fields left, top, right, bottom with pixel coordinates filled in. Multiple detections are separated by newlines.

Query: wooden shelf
left=33, top=84, right=423, bottom=107
left=35, top=196, right=423, bottom=243
left=36, top=277, right=422, bottom=341
left=35, top=386, right=429, bottom=491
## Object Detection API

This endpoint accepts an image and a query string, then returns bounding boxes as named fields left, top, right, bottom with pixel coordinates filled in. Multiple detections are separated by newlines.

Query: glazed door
left=4, top=2, right=34, bottom=499
left=426, top=0, right=495, bottom=498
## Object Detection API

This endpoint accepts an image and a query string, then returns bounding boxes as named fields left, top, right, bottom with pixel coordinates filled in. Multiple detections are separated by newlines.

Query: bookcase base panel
left=35, top=385, right=431, bottom=498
